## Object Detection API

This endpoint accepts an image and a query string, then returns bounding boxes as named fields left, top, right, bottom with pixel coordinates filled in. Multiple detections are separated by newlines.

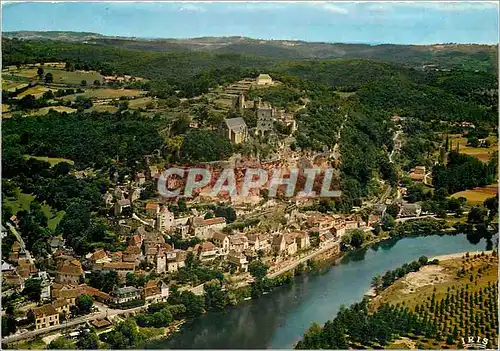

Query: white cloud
left=178, top=3, right=206, bottom=13
left=311, top=2, right=350, bottom=14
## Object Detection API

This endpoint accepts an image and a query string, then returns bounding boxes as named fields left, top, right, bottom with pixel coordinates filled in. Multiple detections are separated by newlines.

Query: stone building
left=224, top=118, right=248, bottom=144
left=256, top=73, right=273, bottom=86
left=256, top=107, right=275, bottom=137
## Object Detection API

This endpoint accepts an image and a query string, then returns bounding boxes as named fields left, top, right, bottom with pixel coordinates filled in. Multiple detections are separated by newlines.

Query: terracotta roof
left=306, top=216, right=333, bottom=224
left=145, top=202, right=159, bottom=211
left=53, top=298, right=70, bottom=309
left=212, top=232, right=228, bottom=241
left=204, top=217, right=226, bottom=226
left=103, top=262, right=135, bottom=270
left=57, top=259, right=83, bottom=276
left=291, top=231, right=308, bottom=238
left=32, top=305, right=58, bottom=318
left=90, top=250, right=108, bottom=261
left=91, top=318, right=112, bottom=328
left=124, top=245, right=141, bottom=255
left=130, top=235, right=142, bottom=246
left=200, top=242, right=216, bottom=252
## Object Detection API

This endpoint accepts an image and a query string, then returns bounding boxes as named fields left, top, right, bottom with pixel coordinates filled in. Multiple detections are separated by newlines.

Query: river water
left=145, top=234, right=495, bottom=349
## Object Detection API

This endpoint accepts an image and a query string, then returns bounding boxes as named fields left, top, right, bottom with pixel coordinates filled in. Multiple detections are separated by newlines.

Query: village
left=0, top=72, right=436, bottom=345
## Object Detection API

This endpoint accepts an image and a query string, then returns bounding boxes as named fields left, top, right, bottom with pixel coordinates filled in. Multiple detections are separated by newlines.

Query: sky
left=2, top=1, right=499, bottom=45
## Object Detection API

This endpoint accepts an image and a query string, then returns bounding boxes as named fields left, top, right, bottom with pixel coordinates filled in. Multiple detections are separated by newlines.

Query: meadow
left=451, top=184, right=498, bottom=205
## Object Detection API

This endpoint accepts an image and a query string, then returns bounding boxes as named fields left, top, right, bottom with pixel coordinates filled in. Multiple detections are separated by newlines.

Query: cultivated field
left=451, top=184, right=498, bottom=204
left=448, top=134, right=497, bottom=162
left=128, top=96, right=154, bottom=109
left=16, top=86, right=55, bottom=98
left=31, top=106, right=78, bottom=116
left=61, top=88, right=145, bottom=101
left=8, top=67, right=102, bottom=86
left=372, top=253, right=498, bottom=349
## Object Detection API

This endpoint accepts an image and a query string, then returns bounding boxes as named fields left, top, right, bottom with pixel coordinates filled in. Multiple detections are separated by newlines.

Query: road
left=3, top=301, right=151, bottom=344
left=6, top=222, right=34, bottom=264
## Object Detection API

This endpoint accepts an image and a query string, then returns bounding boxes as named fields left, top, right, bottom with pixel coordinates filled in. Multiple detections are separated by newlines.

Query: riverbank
left=140, top=226, right=480, bottom=348
left=145, top=233, right=494, bottom=349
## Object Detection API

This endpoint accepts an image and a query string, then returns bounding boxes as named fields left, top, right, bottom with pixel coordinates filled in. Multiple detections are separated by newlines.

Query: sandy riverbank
left=430, top=250, right=493, bottom=262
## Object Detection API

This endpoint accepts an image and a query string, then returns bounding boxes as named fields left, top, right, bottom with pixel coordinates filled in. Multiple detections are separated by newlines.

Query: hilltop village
left=2, top=69, right=437, bottom=344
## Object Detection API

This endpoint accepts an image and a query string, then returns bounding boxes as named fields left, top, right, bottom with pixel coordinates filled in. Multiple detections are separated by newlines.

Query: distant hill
left=3, top=31, right=106, bottom=41
left=3, top=31, right=497, bottom=71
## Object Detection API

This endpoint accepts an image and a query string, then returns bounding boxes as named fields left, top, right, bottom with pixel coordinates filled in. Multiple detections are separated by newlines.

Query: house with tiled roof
left=114, top=199, right=131, bottom=216
left=56, top=259, right=84, bottom=285
left=92, top=318, right=112, bottom=329
left=212, top=232, right=230, bottom=256
left=285, top=234, right=298, bottom=256
left=53, top=298, right=71, bottom=315
left=227, top=250, right=248, bottom=272
left=399, top=203, right=422, bottom=218
left=229, top=234, right=249, bottom=253
left=246, top=233, right=271, bottom=253
left=101, top=261, right=135, bottom=279
left=89, top=249, right=111, bottom=269
left=166, top=249, right=186, bottom=273
left=156, top=205, right=175, bottom=232
left=30, top=305, right=59, bottom=329
left=191, top=217, right=227, bottom=240
left=272, top=235, right=287, bottom=254
left=145, top=202, right=159, bottom=215
left=123, top=245, right=142, bottom=266
left=305, top=216, right=335, bottom=233
left=112, top=286, right=142, bottom=304
left=142, top=279, right=169, bottom=303
left=198, top=242, right=218, bottom=262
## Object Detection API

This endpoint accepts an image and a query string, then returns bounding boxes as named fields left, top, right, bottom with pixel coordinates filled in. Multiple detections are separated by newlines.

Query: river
left=145, top=234, right=495, bottom=349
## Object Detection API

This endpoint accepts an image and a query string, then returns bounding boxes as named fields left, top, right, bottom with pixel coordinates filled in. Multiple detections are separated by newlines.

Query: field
left=61, top=88, right=145, bottom=101
left=16, top=86, right=55, bottom=98
left=128, top=96, right=154, bottom=109
left=372, top=252, right=498, bottom=349
left=451, top=184, right=498, bottom=204
left=8, top=67, right=102, bottom=85
left=87, top=105, right=119, bottom=113
left=3, top=190, right=65, bottom=230
left=448, top=134, right=497, bottom=162
left=31, top=106, right=78, bottom=116
left=2, top=79, right=29, bottom=91
left=24, top=154, right=74, bottom=166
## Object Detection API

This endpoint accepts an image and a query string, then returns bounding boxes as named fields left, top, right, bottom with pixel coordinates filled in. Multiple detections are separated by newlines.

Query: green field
left=31, top=106, right=78, bottom=116
left=10, top=67, right=102, bottom=85
left=16, top=86, right=56, bottom=98
left=24, top=154, right=74, bottom=166
left=86, top=105, right=119, bottom=113
left=3, top=190, right=65, bottom=230
left=128, top=96, right=154, bottom=109
left=60, top=88, right=146, bottom=102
